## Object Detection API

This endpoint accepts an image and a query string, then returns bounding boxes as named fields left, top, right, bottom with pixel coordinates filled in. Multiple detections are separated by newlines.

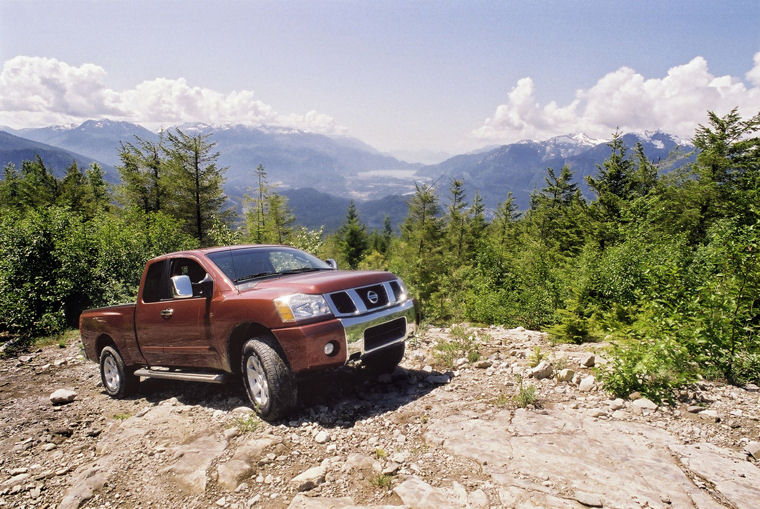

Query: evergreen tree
left=116, top=135, right=165, bottom=213
left=84, top=163, right=111, bottom=216
left=58, top=161, right=86, bottom=212
left=163, top=129, right=231, bottom=245
left=467, top=192, right=487, bottom=254
left=338, top=200, right=368, bottom=269
left=527, top=165, right=585, bottom=252
left=402, top=182, right=442, bottom=258
left=0, top=163, right=22, bottom=209
left=493, top=191, right=519, bottom=245
left=20, top=156, right=58, bottom=208
left=445, top=179, right=468, bottom=261
left=265, top=193, right=295, bottom=244
left=631, top=142, right=658, bottom=197
left=247, top=164, right=269, bottom=243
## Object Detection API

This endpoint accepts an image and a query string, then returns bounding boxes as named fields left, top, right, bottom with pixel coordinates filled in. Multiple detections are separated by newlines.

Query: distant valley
left=0, top=120, right=695, bottom=230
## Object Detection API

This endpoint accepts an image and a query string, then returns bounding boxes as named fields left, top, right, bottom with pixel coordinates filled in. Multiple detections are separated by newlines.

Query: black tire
left=241, top=337, right=297, bottom=421
left=99, top=346, right=138, bottom=398
left=363, top=343, right=405, bottom=375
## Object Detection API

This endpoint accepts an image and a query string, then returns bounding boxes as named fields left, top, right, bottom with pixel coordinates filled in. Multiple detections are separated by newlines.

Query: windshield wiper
left=279, top=267, right=325, bottom=275
left=234, top=272, right=276, bottom=283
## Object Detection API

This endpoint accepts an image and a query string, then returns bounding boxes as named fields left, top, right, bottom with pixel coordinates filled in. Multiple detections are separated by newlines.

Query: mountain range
left=0, top=119, right=695, bottom=229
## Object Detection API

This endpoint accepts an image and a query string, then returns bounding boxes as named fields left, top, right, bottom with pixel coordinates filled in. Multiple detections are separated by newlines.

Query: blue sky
left=1, top=0, right=759, bottom=159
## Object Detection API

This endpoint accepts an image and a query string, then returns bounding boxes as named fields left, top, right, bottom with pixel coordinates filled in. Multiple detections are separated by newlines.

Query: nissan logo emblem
left=366, top=290, right=379, bottom=304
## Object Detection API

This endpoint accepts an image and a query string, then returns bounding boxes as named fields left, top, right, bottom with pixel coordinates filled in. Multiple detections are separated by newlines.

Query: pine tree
left=247, top=164, right=269, bottom=243
left=58, top=161, right=87, bottom=212
left=445, top=179, right=468, bottom=260
left=402, top=182, right=442, bottom=258
left=20, top=156, right=58, bottom=208
left=467, top=192, right=487, bottom=254
left=338, top=201, right=368, bottom=269
left=265, top=193, right=295, bottom=244
left=163, top=129, right=231, bottom=245
left=84, top=163, right=111, bottom=215
left=493, top=191, right=519, bottom=245
left=0, top=163, right=22, bottom=209
left=116, top=134, right=165, bottom=213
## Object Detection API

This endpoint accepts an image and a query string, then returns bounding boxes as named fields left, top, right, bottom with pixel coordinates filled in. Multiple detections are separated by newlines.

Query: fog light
left=323, top=341, right=336, bottom=356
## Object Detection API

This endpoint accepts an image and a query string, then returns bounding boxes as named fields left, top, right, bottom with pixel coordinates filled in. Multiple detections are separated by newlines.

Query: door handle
left=160, top=308, right=174, bottom=319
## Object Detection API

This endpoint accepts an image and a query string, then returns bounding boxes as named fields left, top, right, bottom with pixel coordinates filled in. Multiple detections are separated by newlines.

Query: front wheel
left=99, top=346, right=138, bottom=398
left=241, top=338, right=297, bottom=421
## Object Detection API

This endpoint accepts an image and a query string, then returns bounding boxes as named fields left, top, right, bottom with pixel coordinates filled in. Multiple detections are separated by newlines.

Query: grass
left=113, top=412, right=132, bottom=420
left=513, top=381, right=538, bottom=408
left=34, top=328, right=79, bottom=349
left=233, top=414, right=261, bottom=433
left=493, top=393, right=510, bottom=407
left=528, top=346, right=545, bottom=368
left=374, top=448, right=387, bottom=459
left=433, top=325, right=481, bottom=368
left=552, top=355, right=569, bottom=371
left=371, top=474, right=393, bottom=488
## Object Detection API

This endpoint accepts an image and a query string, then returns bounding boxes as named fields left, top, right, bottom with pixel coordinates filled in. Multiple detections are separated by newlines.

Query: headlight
left=396, top=278, right=409, bottom=301
left=274, top=294, right=331, bottom=322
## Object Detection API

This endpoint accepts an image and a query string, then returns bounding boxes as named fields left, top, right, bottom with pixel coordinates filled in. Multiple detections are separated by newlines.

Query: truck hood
left=241, top=270, right=397, bottom=295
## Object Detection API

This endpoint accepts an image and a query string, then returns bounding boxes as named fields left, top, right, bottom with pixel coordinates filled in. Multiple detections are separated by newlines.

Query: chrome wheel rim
left=246, top=355, right=269, bottom=408
left=103, top=355, right=120, bottom=392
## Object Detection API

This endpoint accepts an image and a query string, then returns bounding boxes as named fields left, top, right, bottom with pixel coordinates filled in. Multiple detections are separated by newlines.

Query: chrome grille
left=326, top=280, right=403, bottom=317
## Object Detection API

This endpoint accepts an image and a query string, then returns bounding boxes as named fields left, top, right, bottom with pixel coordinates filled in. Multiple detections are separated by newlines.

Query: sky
left=1, top=0, right=759, bottom=161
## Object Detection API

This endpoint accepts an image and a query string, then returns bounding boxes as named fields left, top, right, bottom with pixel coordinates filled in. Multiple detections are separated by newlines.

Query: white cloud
left=0, top=56, right=345, bottom=134
left=474, top=52, right=760, bottom=143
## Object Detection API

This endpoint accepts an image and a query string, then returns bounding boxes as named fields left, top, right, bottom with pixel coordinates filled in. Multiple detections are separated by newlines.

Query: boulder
left=291, top=466, right=326, bottom=492
left=578, top=375, right=596, bottom=392
left=50, top=389, right=77, bottom=405
left=529, top=361, right=553, bottom=380
left=579, top=353, right=596, bottom=368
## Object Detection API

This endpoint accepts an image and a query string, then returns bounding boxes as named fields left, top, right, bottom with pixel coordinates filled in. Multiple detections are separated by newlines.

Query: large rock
left=50, top=388, right=77, bottom=405
left=287, top=494, right=400, bottom=509
left=670, top=442, right=760, bottom=507
left=427, top=407, right=753, bottom=508
left=162, top=434, right=227, bottom=494
left=632, top=398, right=658, bottom=411
left=578, top=375, right=596, bottom=392
left=529, top=361, right=553, bottom=379
left=580, top=353, right=596, bottom=367
left=394, top=477, right=466, bottom=509
left=744, top=441, right=760, bottom=460
left=217, top=459, right=252, bottom=491
left=291, top=466, right=326, bottom=492
left=342, top=453, right=381, bottom=477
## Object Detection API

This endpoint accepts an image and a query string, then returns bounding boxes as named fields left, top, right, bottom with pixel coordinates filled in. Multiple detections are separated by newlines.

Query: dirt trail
left=1, top=326, right=759, bottom=508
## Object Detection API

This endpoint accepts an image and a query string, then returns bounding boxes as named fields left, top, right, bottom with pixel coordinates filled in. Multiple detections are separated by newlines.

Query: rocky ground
left=1, top=326, right=759, bottom=509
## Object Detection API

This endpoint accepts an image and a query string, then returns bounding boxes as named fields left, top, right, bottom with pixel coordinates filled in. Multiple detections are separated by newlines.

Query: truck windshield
left=207, top=247, right=332, bottom=284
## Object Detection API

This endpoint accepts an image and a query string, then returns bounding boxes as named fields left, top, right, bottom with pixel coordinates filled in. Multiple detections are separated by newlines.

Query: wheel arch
left=228, top=322, right=285, bottom=375
left=95, top=334, right=117, bottom=359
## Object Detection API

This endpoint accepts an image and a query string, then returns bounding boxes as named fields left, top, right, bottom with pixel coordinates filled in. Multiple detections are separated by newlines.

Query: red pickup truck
left=79, top=245, right=417, bottom=419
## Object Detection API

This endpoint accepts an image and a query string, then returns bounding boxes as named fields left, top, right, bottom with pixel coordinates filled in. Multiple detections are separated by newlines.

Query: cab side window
left=142, top=261, right=167, bottom=303
left=169, top=258, right=208, bottom=299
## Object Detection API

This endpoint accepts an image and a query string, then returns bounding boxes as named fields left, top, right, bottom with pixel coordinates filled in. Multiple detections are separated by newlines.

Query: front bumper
left=272, top=299, right=417, bottom=373
left=340, top=298, right=417, bottom=358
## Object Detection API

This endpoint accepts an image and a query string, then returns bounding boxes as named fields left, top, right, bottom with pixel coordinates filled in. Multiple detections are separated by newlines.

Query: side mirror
left=325, top=259, right=338, bottom=270
left=193, top=273, right=214, bottom=298
left=170, top=275, right=193, bottom=299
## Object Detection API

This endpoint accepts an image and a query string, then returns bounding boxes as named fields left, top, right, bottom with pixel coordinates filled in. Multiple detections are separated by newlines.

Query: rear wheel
left=99, top=346, right=138, bottom=398
left=241, top=337, right=297, bottom=420
left=363, top=343, right=405, bottom=375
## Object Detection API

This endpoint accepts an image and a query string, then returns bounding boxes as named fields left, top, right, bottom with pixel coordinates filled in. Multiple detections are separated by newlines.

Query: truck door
left=135, top=258, right=220, bottom=369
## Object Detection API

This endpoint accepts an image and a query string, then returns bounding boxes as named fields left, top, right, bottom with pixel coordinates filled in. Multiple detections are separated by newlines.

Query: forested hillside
left=1, top=110, right=758, bottom=404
